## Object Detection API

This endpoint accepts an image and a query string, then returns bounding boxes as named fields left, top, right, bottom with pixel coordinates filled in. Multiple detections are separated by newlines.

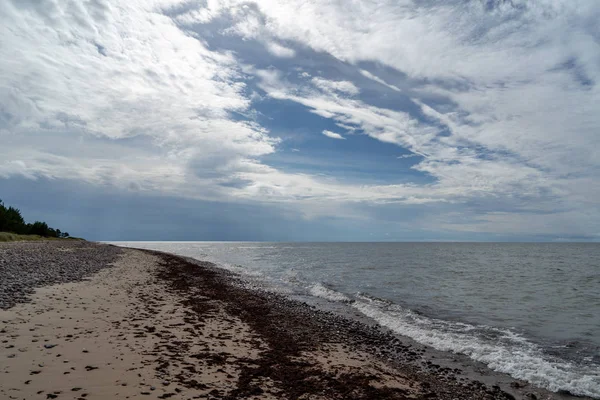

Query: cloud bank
left=1, top=0, right=599, bottom=240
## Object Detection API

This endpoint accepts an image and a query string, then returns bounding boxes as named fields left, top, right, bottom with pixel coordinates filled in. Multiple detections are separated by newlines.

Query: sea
left=110, top=242, right=600, bottom=398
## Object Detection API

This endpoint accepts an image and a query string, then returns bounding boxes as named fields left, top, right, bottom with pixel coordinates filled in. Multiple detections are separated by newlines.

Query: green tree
left=28, top=221, right=50, bottom=237
left=0, top=200, right=6, bottom=231
left=0, top=199, right=66, bottom=238
left=0, top=201, right=27, bottom=234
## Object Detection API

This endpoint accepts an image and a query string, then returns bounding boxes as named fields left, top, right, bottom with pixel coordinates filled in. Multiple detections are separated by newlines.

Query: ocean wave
left=205, top=260, right=265, bottom=278
left=236, top=246, right=278, bottom=249
left=352, top=297, right=600, bottom=398
left=308, top=283, right=352, bottom=303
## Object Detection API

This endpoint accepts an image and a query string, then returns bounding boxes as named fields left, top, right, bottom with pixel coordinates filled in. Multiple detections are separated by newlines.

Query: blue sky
left=0, top=0, right=599, bottom=241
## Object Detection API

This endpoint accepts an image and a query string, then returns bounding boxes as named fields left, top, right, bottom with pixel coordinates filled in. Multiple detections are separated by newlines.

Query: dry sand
left=1, top=245, right=561, bottom=400
left=0, top=249, right=424, bottom=399
left=1, top=250, right=268, bottom=399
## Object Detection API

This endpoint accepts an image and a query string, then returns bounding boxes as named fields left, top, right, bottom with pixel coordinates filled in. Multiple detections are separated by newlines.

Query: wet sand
left=0, top=243, right=577, bottom=399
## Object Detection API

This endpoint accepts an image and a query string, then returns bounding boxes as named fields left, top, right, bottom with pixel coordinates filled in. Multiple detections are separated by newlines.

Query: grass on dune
left=0, top=232, right=84, bottom=242
left=0, top=232, right=54, bottom=242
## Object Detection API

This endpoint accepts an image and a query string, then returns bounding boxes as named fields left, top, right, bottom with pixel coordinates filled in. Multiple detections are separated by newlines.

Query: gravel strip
left=0, top=240, right=122, bottom=309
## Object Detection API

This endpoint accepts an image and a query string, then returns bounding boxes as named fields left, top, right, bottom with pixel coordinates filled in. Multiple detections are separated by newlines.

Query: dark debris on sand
left=151, top=251, right=519, bottom=400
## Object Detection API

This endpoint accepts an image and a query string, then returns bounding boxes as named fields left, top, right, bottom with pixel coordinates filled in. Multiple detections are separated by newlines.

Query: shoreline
left=0, top=241, right=591, bottom=399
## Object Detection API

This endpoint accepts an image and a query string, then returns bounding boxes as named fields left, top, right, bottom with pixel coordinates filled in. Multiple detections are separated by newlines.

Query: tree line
left=0, top=199, right=69, bottom=238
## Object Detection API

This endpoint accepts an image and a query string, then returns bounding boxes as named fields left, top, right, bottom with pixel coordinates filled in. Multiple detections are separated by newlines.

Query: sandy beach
left=0, top=242, right=579, bottom=399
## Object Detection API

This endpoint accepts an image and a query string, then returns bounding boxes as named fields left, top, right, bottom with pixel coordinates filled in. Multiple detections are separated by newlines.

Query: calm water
left=111, top=242, right=600, bottom=398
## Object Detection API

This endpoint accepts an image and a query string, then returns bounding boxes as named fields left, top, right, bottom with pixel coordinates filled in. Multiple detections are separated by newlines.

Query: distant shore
left=0, top=241, right=586, bottom=399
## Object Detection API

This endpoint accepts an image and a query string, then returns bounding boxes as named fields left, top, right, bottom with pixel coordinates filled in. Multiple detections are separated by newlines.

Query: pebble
left=0, top=241, right=122, bottom=310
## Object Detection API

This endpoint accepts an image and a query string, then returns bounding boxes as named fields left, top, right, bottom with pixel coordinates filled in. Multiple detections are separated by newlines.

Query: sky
left=0, top=0, right=599, bottom=241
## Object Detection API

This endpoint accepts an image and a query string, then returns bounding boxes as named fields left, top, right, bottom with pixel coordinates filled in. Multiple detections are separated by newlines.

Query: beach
left=0, top=241, right=583, bottom=399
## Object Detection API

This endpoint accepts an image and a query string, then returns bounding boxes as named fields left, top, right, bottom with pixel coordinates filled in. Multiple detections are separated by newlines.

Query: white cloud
left=0, top=0, right=448, bottom=214
left=197, top=0, right=600, bottom=236
left=397, top=154, right=418, bottom=159
left=265, top=41, right=296, bottom=58
left=1, top=0, right=599, bottom=238
left=359, top=69, right=402, bottom=92
left=322, top=130, right=345, bottom=140
left=312, top=77, right=359, bottom=96
left=255, top=72, right=439, bottom=159
left=0, top=0, right=277, bottom=198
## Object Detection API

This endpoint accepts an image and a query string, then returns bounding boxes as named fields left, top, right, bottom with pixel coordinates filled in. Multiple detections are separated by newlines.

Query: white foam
left=308, top=283, right=351, bottom=302
left=235, top=245, right=296, bottom=249
left=280, top=269, right=301, bottom=284
left=353, top=297, right=600, bottom=398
